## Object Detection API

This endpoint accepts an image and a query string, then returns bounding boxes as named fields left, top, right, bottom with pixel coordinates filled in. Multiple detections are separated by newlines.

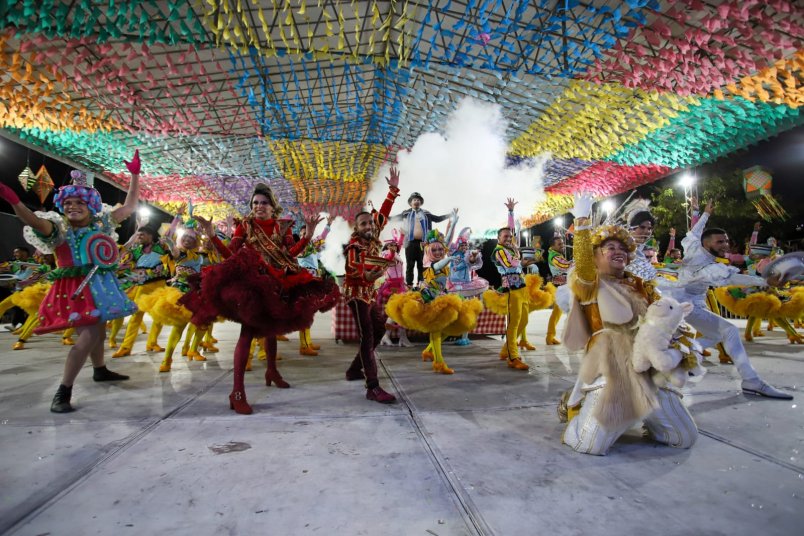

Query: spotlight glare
left=679, top=173, right=695, bottom=188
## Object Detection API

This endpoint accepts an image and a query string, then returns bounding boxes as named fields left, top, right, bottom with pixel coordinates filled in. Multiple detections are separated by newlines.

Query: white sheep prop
left=632, top=296, right=705, bottom=389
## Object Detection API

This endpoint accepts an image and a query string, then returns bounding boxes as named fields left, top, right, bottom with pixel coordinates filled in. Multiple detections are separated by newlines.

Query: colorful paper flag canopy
left=0, top=1, right=801, bottom=223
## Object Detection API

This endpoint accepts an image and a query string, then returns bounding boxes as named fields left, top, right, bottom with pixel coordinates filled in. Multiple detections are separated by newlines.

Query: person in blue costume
left=447, top=228, right=488, bottom=346
left=0, top=150, right=142, bottom=413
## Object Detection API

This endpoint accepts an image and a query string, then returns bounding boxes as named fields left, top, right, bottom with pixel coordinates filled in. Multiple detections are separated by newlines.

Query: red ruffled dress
left=180, top=217, right=339, bottom=337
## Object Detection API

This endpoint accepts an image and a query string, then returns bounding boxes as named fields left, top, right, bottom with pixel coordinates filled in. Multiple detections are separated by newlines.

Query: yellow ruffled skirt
left=138, top=286, right=192, bottom=327
left=386, top=292, right=482, bottom=336
left=13, top=282, right=50, bottom=315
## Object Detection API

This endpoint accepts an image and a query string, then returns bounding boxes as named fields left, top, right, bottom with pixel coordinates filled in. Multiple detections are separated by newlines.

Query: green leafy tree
left=650, top=171, right=793, bottom=253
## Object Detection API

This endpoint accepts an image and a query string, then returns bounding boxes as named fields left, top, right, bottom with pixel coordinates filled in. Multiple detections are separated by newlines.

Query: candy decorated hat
left=54, top=170, right=102, bottom=216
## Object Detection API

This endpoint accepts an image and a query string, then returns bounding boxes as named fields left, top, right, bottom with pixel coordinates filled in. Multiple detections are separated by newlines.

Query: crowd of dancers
left=1, top=152, right=801, bottom=456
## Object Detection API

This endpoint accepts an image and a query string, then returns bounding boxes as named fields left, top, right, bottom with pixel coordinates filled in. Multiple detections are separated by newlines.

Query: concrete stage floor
left=0, top=309, right=801, bottom=536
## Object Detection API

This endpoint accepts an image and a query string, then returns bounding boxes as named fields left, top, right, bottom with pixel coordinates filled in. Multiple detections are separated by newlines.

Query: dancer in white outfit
left=561, top=193, right=698, bottom=455
left=668, top=200, right=792, bottom=399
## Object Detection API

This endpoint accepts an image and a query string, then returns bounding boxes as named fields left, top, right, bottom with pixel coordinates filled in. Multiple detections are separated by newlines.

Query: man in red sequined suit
left=343, top=167, right=401, bottom=403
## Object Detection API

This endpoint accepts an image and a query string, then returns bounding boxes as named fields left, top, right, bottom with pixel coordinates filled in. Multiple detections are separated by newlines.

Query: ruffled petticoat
left=180, top=247, right=339, bottom=337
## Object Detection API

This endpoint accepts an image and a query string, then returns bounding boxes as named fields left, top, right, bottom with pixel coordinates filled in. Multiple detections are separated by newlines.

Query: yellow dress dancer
left=108, top=317, right=124, bottom=348
left=714, top=285, right=804, bottom=344
left=481, top=198, right=534, bottom=370
left=1, top=282, right=49, bottom=350
left=386, top=228, right=482, bottom=375
left=1, top=252, right=57, bottom=349
left=546, top=237, right=571, bottom=344
left=181, top=323, right=214, bottom=360
left=484, top=275, right=554, bottom=354
left=111, top=224, right=169, bottom=357
left=197, top=237, right=224, bottom=354
left=139, top=220, right=207, bottom=372
left=107, top=247, right=130, bottom=349
left=521, top=275, right=556, bottom=349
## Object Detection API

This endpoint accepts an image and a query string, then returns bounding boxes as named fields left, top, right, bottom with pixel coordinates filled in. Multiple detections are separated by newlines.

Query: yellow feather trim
left=778, top=288, right=804, bottom=319
left=386, top=292, right=462, bottom=333
left=441, top=297, right=483, bottom=336
left=713, top=287, right=780, bottom=318
left=524, top=274, right=555, bottom=311
left=137, top=286, right=191, bottom=327
left=13, top=283, right=50, bottom=315
left=482, top=289, right=509, bottom=316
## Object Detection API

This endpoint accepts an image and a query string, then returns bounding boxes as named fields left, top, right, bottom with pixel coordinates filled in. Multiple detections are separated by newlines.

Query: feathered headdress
left=449, top=227, right=472, bottom=254
left=622, top=197, right=655, bottom=228
left=383, top=229, right=404, bottom=249
left=423, top=229, right=446, bottom=246
left=590, top=225, right=637, bottom=253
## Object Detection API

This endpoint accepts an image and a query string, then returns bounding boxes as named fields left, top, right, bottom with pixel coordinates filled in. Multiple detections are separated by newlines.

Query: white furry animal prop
left=632, top=297, right=705, bottom=388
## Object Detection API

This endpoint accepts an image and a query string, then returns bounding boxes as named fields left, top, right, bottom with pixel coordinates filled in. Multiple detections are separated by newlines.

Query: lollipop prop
left=71, top=233, right=119, bottom=299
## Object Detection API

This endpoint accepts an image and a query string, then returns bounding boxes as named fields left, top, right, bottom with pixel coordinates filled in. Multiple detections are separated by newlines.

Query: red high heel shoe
left=265, top=369, right=290, bottom=388
left=228, top=391, right=253, bottom=414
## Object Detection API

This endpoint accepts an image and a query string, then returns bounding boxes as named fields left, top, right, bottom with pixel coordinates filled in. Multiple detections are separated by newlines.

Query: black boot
left=93, top=366, right=130, bottom=382
left=51, top=384, right=74, bottom=413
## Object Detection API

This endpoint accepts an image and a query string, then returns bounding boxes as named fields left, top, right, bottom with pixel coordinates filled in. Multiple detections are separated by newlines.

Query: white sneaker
left=380, top=333, right=394, bottom=346
left=742, top=378, right=793, bottom=400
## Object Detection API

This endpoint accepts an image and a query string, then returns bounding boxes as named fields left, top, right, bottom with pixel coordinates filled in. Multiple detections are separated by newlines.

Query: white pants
left=685, top=304, right=758, bottom=381
left=563, top=386, right=698, bottom=456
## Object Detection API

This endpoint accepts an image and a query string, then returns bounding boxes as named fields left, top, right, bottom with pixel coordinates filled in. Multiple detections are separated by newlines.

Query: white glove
left=570, top=192, right=595, bottom=219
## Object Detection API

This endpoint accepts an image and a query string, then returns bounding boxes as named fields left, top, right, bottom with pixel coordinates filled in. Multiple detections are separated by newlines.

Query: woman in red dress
left=185, top=184, right=339, bottom=414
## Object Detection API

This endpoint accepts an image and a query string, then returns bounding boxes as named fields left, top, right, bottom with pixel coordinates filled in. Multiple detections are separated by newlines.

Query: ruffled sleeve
left=23, top=211, right=67, bottom=254
left=96, top=204, right=121, bottom=243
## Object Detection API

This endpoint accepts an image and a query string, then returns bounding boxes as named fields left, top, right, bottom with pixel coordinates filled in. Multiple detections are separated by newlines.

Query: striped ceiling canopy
left=1, top=0, right=801, bottom=222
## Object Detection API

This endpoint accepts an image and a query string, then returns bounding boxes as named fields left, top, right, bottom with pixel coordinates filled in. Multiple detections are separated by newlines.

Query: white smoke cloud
left=367, top=97, right=548, bottom=240
left=319, top=215, right=352, bottom=276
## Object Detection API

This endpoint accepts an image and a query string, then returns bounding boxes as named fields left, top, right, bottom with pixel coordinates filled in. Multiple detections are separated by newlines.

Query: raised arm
left=503, top=198, right=521, bottom=246
left=681, top=199, right=712, bottom=253
left=444, top=209, right=459, bottom=245
left=196, top=215, right=232, bottom=259
left=111, top=150, right=141, bottom=224
left=317, top=215, right=334, bottom=241
left=0, top=183, right=54, bottom=236
left=374, top=166, right=400, bottom=231
left=429, top=211, right=452, bottom=223
left=749, top=222, right=760, bottom=246
left=664, top=228, right=676, bottom=259
left=288, top=214, right=321, bottom=257
left=567, top=193, right=597, bottom=299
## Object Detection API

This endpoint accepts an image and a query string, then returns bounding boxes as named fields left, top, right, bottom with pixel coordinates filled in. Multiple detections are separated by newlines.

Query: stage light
left=679, top=173, right=695, bottom=188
